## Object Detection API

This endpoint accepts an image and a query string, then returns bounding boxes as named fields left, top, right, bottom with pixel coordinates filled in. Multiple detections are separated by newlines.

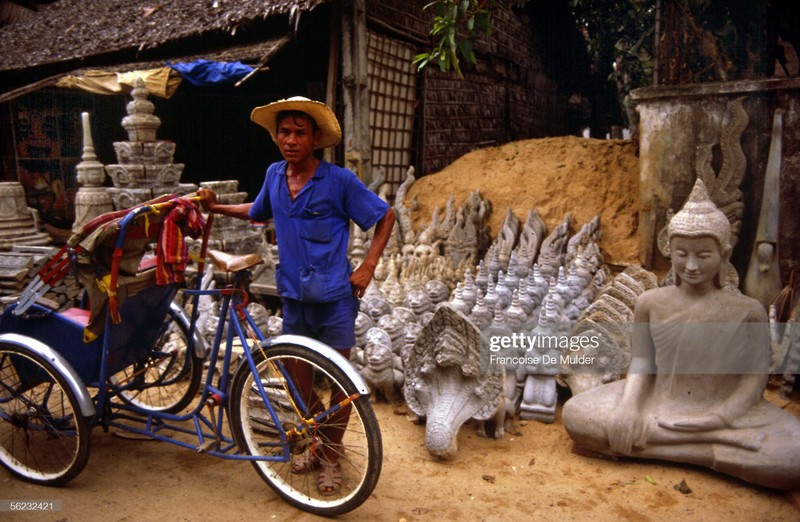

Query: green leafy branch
left=413, top=0, right=494, bottom=77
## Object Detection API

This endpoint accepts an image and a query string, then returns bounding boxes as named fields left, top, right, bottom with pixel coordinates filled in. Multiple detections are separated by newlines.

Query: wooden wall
left=366, top=0, right=573, bottom=176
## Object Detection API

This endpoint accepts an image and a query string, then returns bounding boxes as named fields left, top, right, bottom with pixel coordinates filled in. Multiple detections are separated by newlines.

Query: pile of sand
left=407, top=136, right=640, bottom=266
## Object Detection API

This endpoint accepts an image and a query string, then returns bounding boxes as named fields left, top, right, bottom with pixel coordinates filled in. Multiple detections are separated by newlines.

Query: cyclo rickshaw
left=0, top=195, right=381, bottom=517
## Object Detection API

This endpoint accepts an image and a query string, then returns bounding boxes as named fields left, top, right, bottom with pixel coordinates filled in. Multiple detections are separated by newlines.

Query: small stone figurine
left=360, top=327, right=404, bottom=403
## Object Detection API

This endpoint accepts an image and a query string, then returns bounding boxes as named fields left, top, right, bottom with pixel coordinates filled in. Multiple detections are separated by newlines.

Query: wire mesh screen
left=367, top=30, right=417, bottom=199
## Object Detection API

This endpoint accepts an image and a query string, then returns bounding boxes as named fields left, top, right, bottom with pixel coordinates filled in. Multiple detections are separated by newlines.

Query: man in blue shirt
left=199, top=96, right=394, bottom=495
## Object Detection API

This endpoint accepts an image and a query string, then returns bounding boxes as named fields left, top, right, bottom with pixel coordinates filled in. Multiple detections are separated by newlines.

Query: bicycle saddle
left=207, top=250, right=264, bottom=273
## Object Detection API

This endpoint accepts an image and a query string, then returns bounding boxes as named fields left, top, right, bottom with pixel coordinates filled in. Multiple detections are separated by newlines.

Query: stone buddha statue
left=562, top=179, right=800, bottom=490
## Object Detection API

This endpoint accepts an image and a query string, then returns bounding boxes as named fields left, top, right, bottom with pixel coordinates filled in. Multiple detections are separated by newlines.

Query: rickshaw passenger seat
left=139, top=255, right=158, bottom=271
left=59, top=307, right=91, bottom=327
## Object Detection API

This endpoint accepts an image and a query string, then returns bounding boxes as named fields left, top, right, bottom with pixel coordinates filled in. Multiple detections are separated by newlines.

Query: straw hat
left=250, top=96, right=342, bottom=149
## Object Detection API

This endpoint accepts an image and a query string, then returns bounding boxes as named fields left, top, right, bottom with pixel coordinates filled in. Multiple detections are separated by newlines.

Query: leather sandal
left=291, top=451, right=320, bottom=474
left=317, top=460, right=343, bottom=496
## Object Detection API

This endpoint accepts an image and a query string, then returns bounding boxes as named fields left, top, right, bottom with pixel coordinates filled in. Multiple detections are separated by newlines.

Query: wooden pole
left=341, top=0, right=371, bottom=184
left=325, top=4, right=341, bottom=165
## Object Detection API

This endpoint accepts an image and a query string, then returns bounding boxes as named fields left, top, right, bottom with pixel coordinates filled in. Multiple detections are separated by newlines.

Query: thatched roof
left=0, top=0, right=331, bottom=73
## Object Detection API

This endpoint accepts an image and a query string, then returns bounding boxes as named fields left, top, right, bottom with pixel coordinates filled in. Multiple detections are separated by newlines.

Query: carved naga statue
left=404, top=304, right=504, bottom=459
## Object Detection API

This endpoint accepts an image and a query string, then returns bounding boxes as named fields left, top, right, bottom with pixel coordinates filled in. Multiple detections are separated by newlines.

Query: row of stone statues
left=347, top=163, right=626, bottom=457
left=351, top=166, right=799, bottom=490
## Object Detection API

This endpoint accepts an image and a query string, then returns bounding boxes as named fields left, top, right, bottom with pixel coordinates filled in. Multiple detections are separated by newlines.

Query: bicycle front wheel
left=229, top=343, right=382, bottom=517
left=0, top=343, right=91, bottom=485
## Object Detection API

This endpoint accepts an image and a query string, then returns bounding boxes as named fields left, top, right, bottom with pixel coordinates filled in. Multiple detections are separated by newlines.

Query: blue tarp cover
left=168, top=60, right=254, bottom=86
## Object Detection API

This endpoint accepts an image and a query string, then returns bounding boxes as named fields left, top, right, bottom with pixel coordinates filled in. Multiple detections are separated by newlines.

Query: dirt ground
left=4, top=388, right=799, bottom=522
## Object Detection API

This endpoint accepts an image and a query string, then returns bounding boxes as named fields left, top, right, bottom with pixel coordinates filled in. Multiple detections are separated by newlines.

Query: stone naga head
left=404, top=304, right=503, bottom=459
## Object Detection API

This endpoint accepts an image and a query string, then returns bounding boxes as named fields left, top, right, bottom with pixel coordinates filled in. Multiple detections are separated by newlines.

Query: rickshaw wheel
left=113, top=306, right=202, bottom=413
left=229, top=343, right=382, bottom=517
left=0, top=342, right=91, bottom=485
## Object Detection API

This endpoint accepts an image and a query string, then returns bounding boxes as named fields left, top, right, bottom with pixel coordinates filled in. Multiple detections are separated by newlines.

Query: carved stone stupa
left=105, top=78, right=196, bottom=209
left=72, top=112, right=114, bottom=233
left=199, top=180, right=262, bottom=254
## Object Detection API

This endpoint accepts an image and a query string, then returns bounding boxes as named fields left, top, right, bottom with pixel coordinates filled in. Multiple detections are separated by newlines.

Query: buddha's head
left=667, top=179, right=731, bottom=288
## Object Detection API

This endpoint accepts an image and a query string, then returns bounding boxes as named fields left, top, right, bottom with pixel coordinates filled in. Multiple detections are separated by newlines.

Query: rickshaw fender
left=261, top=334, right=370, bottom=395
left=0, top=332, right=97, bottom=417
left=169, top=301, right=208, bottom=359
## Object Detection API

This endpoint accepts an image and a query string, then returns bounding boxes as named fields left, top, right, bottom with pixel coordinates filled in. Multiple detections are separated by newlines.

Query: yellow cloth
left=55, top=67, right=182, bottom=98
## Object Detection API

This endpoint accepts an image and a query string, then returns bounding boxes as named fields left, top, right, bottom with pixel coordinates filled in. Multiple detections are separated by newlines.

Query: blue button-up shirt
left=249, top=160, right=390, bottom=303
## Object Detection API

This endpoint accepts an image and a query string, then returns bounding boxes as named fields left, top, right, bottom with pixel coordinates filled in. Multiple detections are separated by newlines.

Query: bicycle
left=0, top=195, right=382, bottom=516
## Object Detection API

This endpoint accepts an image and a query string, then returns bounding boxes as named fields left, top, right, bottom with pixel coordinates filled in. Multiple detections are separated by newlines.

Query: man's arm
left=197, top=188, right=253, bottom=220
left=350, top=208, right=395, bottom=297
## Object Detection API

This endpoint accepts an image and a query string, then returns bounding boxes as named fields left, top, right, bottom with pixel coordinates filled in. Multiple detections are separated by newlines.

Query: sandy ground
left=4, top=389, right=799, bottom=522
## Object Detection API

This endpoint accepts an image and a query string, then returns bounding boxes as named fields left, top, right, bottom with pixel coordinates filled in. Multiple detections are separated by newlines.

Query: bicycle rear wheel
left=229, top=343, right=382, bottom=517
left=113, top=305, right=202, bottom=413
left=0, top=343, right=90, bottom=485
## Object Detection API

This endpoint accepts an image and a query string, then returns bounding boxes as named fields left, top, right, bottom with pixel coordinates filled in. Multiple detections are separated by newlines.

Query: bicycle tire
left=114, top=305, right=202, bottom=413
left=229, top=343, right=382, bottom=517
left=0, top=342, right=91, bottom=485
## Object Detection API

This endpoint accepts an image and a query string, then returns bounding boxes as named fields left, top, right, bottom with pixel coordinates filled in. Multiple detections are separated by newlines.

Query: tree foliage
left=416, top=1, right=788, bottom=82
left=414, top=1, right=652, bottom=83
left=413, top=0, right=522, bottom=77
left=414, top=0, right=791, bottom=131
left=570, top=0, right=655, bottom=128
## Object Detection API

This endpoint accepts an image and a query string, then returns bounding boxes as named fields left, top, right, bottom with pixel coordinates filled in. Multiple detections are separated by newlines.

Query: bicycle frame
left=100, top=262, right=368, bottom=465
